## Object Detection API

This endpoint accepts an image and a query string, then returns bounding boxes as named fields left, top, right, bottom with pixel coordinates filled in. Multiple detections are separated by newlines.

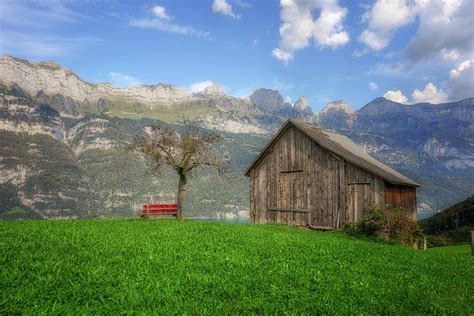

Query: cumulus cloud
left=448, top=59, right=474, bottom=101
left=369, top=82, right=378, bottom=90
left=411, top=83, right=448, bottom=104
left=107, top=72, right=142, bottom=88
left=189, top=80, right=214, bottom=93
left=383, top=90, right=408, bottom=104
left=360, top=0, right=474, bottom=62
left=406, top=0, right=474, bottom=62
left=272, top=0, right=349, bottom=64
left=359, top=0, right=415, bottom=51
left=151, top=5, right=172, bottom=20
left=212, top=0, right=240, bottom=19
left=272, top=48, right=293, bottom=64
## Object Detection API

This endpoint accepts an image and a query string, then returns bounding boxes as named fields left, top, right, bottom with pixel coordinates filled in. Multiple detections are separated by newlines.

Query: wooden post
left=423, top=237, right=427, bottom=250
left=471, top=231, right=474, bottom=256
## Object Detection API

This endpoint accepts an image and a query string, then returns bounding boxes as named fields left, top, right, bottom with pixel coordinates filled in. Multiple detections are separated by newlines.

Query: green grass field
left=1, top=220, right=473, bottom=314
left=427, top=244, right=472, bottom=256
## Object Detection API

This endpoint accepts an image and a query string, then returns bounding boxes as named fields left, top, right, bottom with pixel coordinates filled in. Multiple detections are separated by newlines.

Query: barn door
left=347, top=183, right=371, bottom=222
left=278, top=171, right=307, bottom=210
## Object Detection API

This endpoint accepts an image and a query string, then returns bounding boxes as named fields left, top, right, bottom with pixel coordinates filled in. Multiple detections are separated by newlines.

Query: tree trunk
left=177, top=174, right=187, bottom=221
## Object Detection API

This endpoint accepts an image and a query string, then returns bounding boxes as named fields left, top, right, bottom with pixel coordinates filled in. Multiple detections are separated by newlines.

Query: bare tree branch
left=125, top=119, right=232, bottom=220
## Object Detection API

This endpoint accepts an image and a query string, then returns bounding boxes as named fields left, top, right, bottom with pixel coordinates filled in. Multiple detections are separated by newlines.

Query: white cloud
left=406, top=0, right=474, bottom=62
left=0, top=1, right=83, bottom=29
left=440, top=48, right=460, bottom=62
left=448, top=59, right=474, bottom=101
left=189, top=80, right=214, bottom=93
left=130, top=19, right=211, bottom=40
left=151, top=5, right=172, bottom=20
left=233, top=0, right=252, bottom=8
left=369, top=82, right=378, bottom=90
left=411, top=83, right=448, bottom=104
left=359, top=0, right=415, bottom=51
left=272, top=0, right=349, bottom=63
left=383, top=90, right=408, bottom=104
left=107, top=72, right=142, bottom=88
left=272, top=48, right=293, bottom=64
left=212, top=0, right=240, bottom=19
left=359, top=0, right=474, bottom=62
left=449, top=59, right=473, bottom=78
left=0, top=1, right=95, bottom=59
left=368, top=62, right=409, bottom=77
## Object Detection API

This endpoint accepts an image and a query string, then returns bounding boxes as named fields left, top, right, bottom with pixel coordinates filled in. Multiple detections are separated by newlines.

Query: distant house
left=245, top=120, right=419, bottom=228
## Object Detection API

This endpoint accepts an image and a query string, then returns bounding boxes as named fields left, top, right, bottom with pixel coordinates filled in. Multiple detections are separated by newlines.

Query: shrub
left=349, top=203, right=423, bottom=247
left=356, top=202, right=386, bottom=236
left=342, top=221, right=357, bottom=235
left=385, top=207, right=423, bottom=246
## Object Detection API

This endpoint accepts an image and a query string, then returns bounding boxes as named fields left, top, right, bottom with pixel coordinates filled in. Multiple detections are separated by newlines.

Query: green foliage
left=356, top=202, right=387, bottom=236
left=0, top=220, right=472, bottom=314
left=0, top=183, right=23, bottom=213
left=421, top=195, right=474, bottom=246
left=0, top=117, right=269, bottom=218
left=385, top=207, right=424, bottom=246
left=347, top=203, right=423, bottom=246
left=104, top=98, right=215, bottom=123
left=0, top=183, right=39, bottom=220
left=0, top=131, right=96, bottom=218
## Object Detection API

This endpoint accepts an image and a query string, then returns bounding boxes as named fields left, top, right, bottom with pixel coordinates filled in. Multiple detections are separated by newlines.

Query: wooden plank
left=339, top=160, right=346, bottom=227
left=471, top=231, right=474, bottom=256
left=280, top=169, right=304, bottom=173
left=308, top=225, right=335, bottom=231
left=268, top=208, right=311, bottom=213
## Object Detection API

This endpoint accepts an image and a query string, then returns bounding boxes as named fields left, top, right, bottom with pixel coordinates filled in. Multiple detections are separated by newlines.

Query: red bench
left=141, top=204, right=178, bottom=218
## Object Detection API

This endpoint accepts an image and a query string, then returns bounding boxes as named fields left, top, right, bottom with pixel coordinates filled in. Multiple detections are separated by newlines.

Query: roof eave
left=244, top=119, right=420, bottom=187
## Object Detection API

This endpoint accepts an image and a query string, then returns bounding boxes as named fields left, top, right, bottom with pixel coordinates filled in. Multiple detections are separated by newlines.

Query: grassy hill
left=1, top=220, right=473, bottom=314
left=421, top=195, right=474, bottom=246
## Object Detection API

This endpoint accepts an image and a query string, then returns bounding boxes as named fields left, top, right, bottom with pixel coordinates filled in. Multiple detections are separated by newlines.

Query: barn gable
left=245, top=119, right=419, bottom=187
left=246, top=119, right=419, bottom=227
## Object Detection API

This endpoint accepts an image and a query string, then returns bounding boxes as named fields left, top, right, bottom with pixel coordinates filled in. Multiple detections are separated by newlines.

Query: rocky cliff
left=1, top=55, right=473, bottom=219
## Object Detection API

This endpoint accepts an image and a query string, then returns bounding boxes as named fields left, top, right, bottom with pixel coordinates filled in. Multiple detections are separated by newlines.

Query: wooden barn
left=245, top=119, right=419, bottom=228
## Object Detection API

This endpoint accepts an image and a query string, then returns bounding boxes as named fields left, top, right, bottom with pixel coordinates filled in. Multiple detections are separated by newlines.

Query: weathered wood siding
left=249, top=126, right=417, bottom=227
left=250, top=127, right=343, bottom=227
left=385, top=183, right=417, bottom=217
left=344, top=163, right=386, bottom=223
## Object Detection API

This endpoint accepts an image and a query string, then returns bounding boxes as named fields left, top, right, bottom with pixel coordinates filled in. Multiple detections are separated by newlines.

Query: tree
left=126, top=120, right=231, bottom=220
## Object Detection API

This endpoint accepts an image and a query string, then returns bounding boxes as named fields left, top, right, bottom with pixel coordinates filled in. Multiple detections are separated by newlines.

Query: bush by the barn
left=345, top=203, right=423, bottom=246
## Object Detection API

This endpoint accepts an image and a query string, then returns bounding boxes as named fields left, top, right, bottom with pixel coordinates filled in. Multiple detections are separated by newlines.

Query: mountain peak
left=249, top=88, right=288, bottom=110
left=200, top=84, right=225, bottom=97
left=293, top=97, right=312, bottom=114
left=320, top=100, right=354, bottom=115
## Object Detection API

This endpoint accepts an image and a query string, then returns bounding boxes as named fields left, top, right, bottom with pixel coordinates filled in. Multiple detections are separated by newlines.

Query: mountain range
left=0, top=55, right=473, bottom=219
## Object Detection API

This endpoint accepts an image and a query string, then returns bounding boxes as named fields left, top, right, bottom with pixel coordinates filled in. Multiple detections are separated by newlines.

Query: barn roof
left=244, top=119, right=420, bottom=187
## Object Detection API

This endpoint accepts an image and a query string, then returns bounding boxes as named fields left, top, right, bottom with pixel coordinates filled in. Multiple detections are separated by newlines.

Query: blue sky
left=0, top=0, right=473, bottom=112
